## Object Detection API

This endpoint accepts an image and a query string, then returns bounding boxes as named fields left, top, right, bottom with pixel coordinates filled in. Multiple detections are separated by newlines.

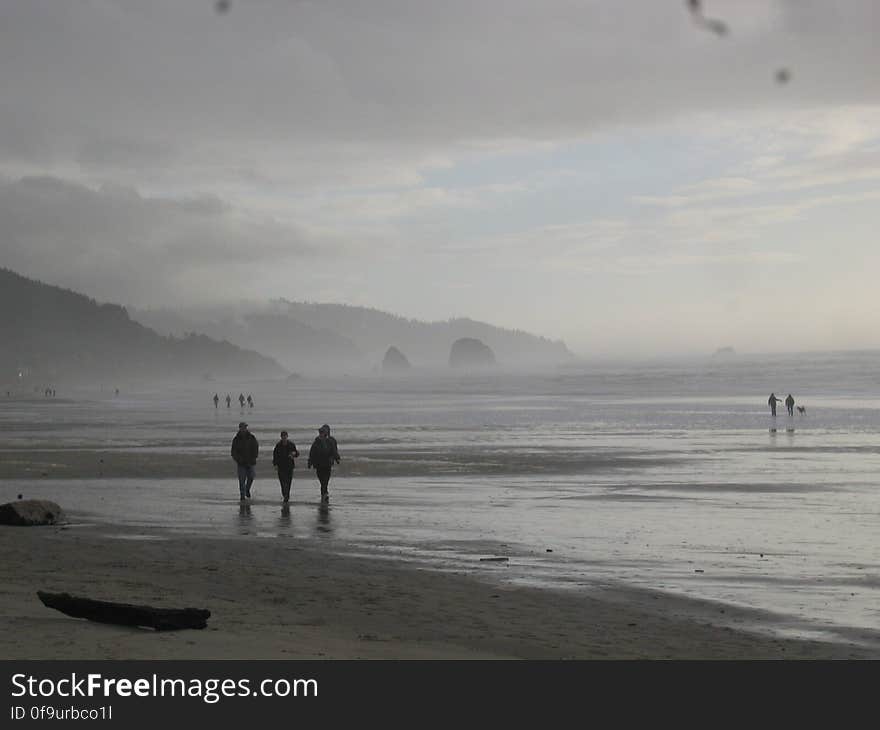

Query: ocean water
left=3, top=350, right=880, bottom=645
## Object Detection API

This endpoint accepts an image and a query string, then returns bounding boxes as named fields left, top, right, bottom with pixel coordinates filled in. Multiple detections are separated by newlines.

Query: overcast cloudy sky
left=2, top=1, right=879, bottom=357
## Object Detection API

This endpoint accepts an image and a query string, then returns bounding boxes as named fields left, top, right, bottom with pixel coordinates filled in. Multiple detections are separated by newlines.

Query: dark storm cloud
left=2, top=0, right=879, bottom=171
left=0, top=175, right=316, bottom=306
left=77, top=136, right=178, bottom=171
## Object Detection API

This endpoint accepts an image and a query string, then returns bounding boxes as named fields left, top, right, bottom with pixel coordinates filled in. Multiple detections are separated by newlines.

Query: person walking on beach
left=247, top=394, right=254, bottom=409
left=231, top=422, right=259, bottom=501
left=226, top=394, right=231, bottom=408
left=768, top=393, right=783, bottom=417
left=308, top=424, right=340, bottom=502
left=239, top=393, right=245, bottom=409
left=213, top=393, right=219, bottom=409
left=272, top=431, right=299, bottom=503
left=785, top=394, right=795, bottom=417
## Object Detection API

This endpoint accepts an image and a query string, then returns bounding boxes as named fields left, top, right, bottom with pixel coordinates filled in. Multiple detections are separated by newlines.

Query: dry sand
left=1, top=523, right=877, bottom=660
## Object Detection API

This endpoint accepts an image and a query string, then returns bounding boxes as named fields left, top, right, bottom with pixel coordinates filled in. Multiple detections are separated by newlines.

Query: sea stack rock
left=712, top=346, right=736, bottom=359
left=0, top=499, right=65, bottom=526
left=382, top=346, right=411, bottom=372
left=449, top=338, right=496, bottom=369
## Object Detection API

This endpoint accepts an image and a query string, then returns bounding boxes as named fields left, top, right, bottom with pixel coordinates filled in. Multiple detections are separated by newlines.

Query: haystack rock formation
left=382, top=346, right=411, bottom=372
left=448, top=338, right=496, bottom=369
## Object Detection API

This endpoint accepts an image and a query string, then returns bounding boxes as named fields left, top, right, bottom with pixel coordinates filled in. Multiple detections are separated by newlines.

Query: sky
left=2, top=0, right=880, bottom=358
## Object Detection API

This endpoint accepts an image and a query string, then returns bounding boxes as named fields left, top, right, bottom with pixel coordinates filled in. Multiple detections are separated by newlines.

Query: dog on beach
left=796, top=406, right=806, bottom=415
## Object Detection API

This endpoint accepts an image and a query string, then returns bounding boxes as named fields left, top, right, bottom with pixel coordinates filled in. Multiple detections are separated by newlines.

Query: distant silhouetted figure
left=115, top=388, right=119, bottom=397
left=226, top=394, right=231, bottom=408
left=239, top=393, right=245, bottom=408
left=272, top=431, right=299, bottom=503
left=231, top=422, right=258, bottom=501
left=768, top=393, right=783, bottom=417
left=247, top=394, right=254, bottom=409
left=213, top=393, right=219, bottom=409
left=308, top=424, right=340, bottom=502
left=785, top=394, right=795, bottom=417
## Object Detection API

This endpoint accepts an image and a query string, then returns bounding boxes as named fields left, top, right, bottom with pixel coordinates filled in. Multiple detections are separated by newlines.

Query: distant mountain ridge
left=1, top=268, right=285, bottom=384
left=132, top=299, right=574, bottom=373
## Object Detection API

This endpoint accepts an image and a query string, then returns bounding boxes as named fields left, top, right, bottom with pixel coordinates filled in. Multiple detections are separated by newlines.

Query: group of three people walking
left=231, top=422, right=340, bottom=503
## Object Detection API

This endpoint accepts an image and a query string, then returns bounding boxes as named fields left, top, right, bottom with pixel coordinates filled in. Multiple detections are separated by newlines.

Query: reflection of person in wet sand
left=316, top=502, right=331, bottom=531
left=279, top=502, right=291, bottom=528
left=785, top=394, right=795, bottom=417
left=237, top=502, right=253, bottom=530
left=768, top=393, right=783, bottom=417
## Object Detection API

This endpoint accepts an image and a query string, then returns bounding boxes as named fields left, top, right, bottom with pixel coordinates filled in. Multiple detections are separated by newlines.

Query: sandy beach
left=4, top=377, right=880, bottom=659
left=1, top=521, right=876, bottom=660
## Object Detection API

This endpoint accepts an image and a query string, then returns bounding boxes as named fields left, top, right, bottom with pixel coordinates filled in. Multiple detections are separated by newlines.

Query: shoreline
left=1, top=521, right=877, bottom=660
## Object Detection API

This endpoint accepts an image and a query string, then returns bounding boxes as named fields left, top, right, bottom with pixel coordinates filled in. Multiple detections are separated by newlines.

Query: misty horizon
left=11, top=262, right=880, bottom=364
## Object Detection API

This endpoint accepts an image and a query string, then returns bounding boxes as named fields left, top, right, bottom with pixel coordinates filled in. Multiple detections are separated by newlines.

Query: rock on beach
left=0, top=499, right=65, bottom=526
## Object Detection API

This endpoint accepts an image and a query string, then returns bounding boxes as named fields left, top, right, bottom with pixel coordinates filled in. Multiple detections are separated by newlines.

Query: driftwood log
left=37, top=591, right=210, bottom=631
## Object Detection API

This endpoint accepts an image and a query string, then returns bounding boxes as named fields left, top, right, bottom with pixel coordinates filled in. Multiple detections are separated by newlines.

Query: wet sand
left=0, top=447, right=675, bottom=480
left=1, top=523, right=876, bottom=659
left=4, top=378, right=880, bottom=659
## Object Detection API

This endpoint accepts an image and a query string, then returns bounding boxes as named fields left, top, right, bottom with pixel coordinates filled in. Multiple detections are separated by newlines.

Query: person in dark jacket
left=785, top=394, right=795, bottom=417
left=231, top=422, right=259, bottom=500
left=272, top=431, right=299, bottom=503
left=768, top=393, right=783, bottom=417
left=308, top=424, right=340, bottom=502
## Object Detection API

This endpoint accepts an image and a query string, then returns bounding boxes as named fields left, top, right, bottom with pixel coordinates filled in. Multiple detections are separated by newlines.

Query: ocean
left=3, top=350, right=880, bottom=646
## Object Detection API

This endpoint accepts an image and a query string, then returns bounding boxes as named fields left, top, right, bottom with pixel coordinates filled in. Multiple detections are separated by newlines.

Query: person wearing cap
left=272, top=430, right=299, bottom=503
left=231, top=422, right=259, bottom=501
left=307, top=424, right=340, bottom=502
